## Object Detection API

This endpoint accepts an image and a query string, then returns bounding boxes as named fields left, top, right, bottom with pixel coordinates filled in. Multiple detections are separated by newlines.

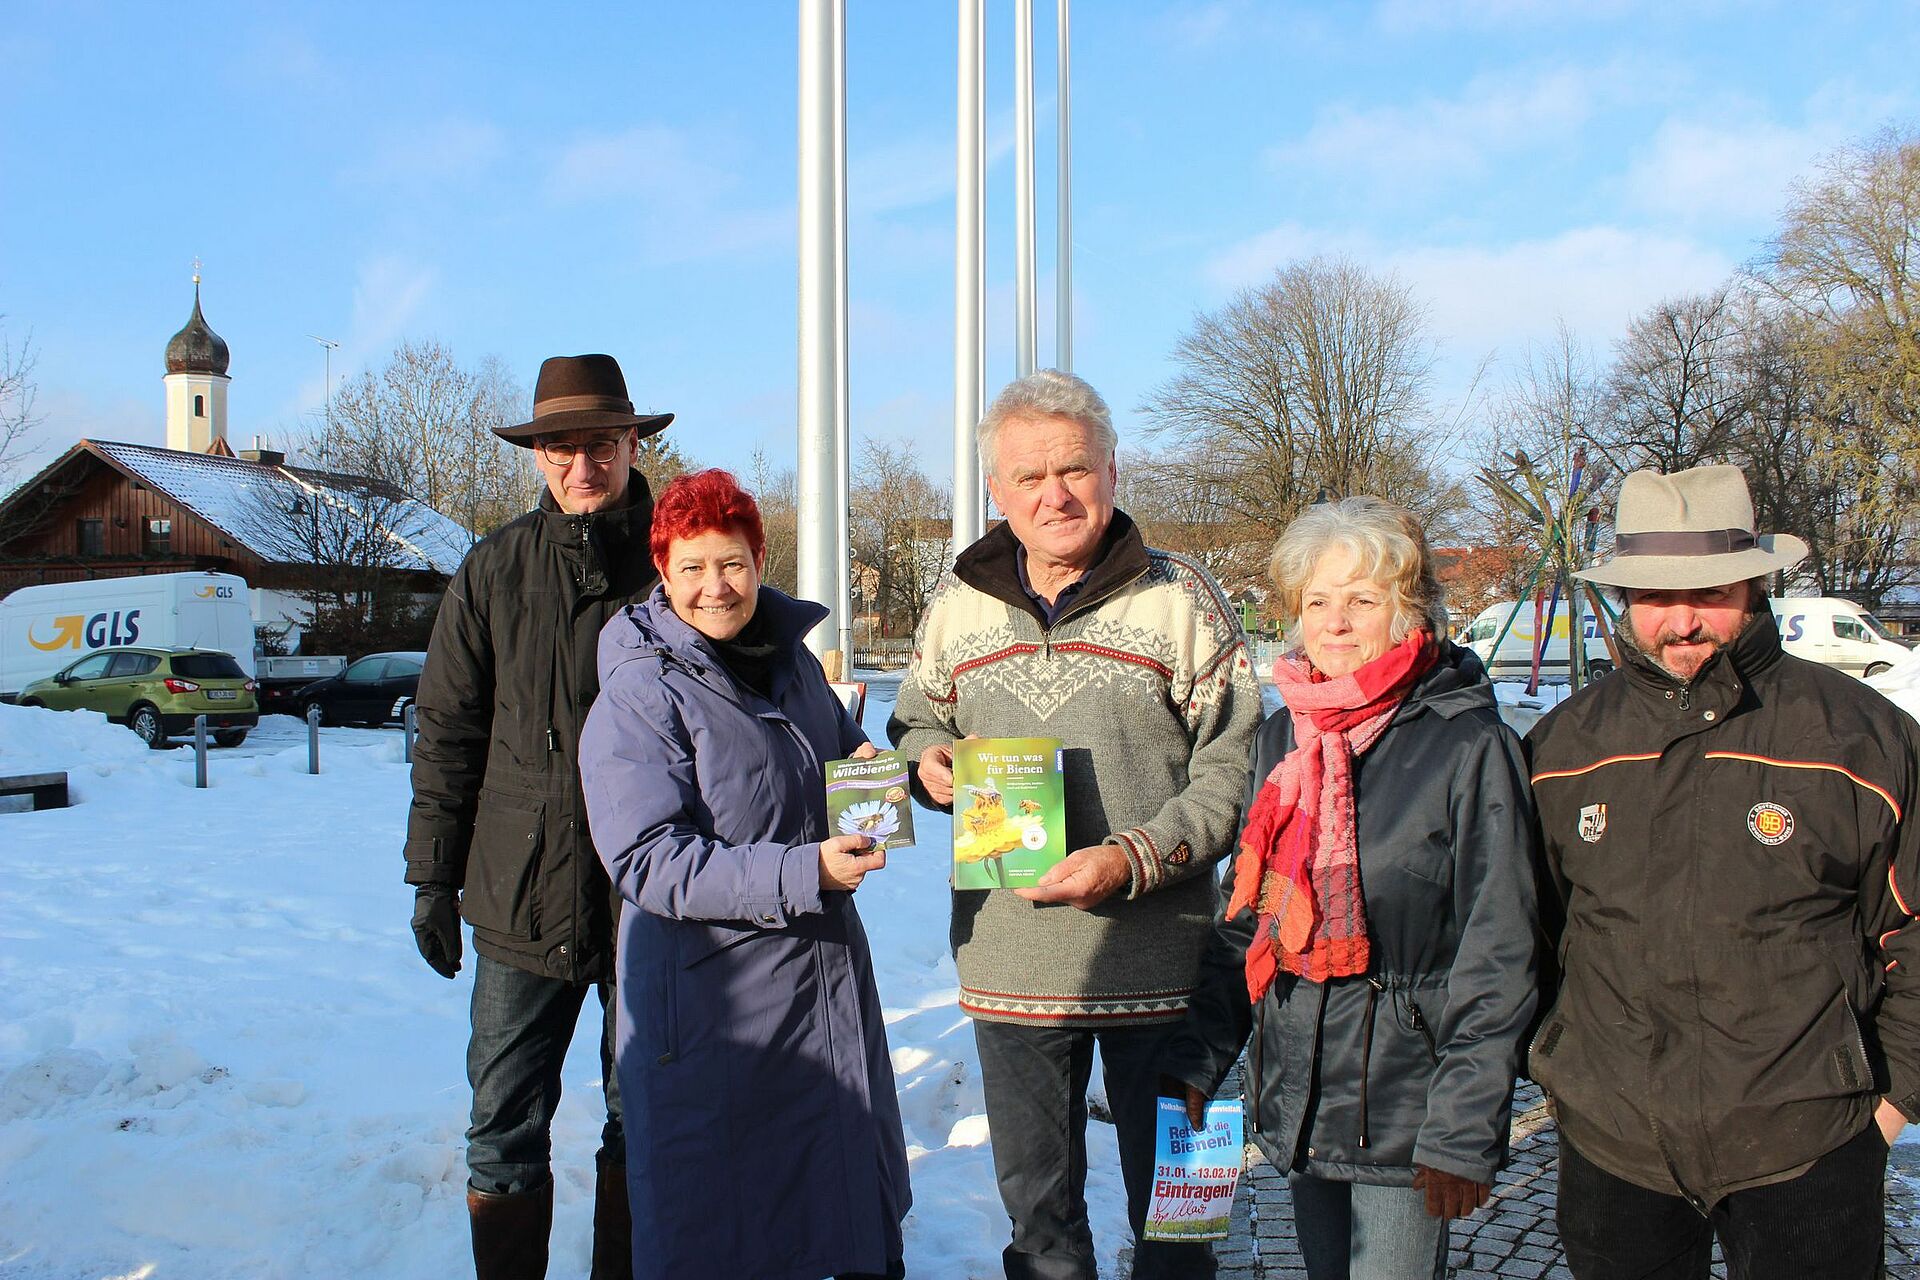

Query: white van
left=1772, top=597, right=1910, bottom=677
left=1460, top=599, right=1615, bottom=681
left=0, top=571, right=256, bottom=700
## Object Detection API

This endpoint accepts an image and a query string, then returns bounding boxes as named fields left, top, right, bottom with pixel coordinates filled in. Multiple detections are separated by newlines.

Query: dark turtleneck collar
left=710, top=606, right=780, bottom=700
left=953, top=509, right=1151, bottom=632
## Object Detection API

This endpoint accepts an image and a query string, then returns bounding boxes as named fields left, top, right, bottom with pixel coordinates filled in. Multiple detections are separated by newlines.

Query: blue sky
left=2, top=1, right=1915, bottom=489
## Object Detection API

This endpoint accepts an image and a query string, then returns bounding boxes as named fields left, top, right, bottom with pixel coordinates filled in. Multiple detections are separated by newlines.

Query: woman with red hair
left=581, top=470, right=910, bottom=1280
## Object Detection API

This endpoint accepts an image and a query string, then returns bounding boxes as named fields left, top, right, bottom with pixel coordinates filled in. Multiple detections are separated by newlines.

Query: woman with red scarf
left=1160, top=496, right=1539, bottom=1280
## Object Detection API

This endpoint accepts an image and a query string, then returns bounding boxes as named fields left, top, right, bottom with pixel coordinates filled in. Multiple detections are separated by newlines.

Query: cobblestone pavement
left=1211, top=1080, right=1920, bottom=1280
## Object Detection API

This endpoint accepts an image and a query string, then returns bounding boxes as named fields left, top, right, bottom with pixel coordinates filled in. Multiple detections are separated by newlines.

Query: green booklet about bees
left=952, top=737, right=1067, bottom=889
left=824, top=750, right=916, bottom=850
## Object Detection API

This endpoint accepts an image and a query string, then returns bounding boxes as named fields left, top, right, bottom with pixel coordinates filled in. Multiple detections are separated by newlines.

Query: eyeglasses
left=537, top=436, right=625, bottom=466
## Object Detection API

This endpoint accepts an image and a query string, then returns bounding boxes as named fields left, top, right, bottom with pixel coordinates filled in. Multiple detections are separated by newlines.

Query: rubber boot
left=468, top=1180, right=553, bottom=1280
left=591, top=1154, right=633, bottom=1280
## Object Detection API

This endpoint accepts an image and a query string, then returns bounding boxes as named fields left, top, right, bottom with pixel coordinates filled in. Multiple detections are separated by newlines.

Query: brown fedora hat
left=494, top=353, right=673, bottom=446
left=1576, top=463, right=1808, bottom=590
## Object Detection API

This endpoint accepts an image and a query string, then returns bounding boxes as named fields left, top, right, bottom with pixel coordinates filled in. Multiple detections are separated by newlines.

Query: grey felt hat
left=1576, top=463, right=1808, bottom=590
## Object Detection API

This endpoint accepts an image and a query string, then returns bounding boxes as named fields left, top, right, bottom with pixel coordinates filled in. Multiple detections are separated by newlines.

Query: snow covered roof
left=88, top=440, right=475, bottom=574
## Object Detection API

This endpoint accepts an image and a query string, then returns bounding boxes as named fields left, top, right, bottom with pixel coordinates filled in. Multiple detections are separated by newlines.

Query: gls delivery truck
left=0, top=572, right=256, bottom=701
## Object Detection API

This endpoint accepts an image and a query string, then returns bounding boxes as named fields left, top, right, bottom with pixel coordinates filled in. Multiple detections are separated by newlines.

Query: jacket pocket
left=461, top=796, right=546, bottom=941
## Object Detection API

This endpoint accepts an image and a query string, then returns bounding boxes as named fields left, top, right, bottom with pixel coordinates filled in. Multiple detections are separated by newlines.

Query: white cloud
left=1268, top=60, right=1671, bottom=189
left=1202, top=222, right=1735, bottom=367
left=543, top=124, right=789, bottom=264
left=349, top=117, right=503, bottom=188
left=1622, top=83, right=1913, bottom=223
left=1372, top=0, right=1704, bottom=35
left=547, top=124, right=733, bottom=206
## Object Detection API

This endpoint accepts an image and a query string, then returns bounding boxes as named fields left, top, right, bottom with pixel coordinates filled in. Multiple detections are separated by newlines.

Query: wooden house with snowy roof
left=0, top=284, right=474, bottom=648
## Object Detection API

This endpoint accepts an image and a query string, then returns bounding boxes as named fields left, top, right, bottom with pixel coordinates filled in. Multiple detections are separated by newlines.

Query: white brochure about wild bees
left=1143, top=1096, right=1245, bottom=1242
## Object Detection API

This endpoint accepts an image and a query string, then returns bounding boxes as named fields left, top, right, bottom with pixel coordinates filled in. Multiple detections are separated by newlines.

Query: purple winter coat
left=579, top=584, right=910, bottom=1280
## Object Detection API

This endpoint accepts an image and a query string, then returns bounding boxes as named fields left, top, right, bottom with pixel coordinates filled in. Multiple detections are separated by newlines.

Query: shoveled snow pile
left=0, top=684, right=1126, bottom=1279
left=0, top=701, right=152, bottom=791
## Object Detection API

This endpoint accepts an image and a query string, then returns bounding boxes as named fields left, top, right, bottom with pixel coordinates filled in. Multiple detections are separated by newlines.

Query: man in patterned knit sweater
left=891, top=370, right=1262, bottom=1280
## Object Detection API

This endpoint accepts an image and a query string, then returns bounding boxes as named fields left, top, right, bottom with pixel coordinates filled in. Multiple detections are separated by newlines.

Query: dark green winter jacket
left=404, top=475, right=656, bottom=983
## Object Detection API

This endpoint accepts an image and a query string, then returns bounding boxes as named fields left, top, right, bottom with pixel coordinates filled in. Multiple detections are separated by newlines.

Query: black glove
left=412, top=884, right=462, bottom=979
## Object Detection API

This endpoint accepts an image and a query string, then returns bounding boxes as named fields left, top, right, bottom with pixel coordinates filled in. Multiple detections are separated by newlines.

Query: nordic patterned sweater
left=888, top=513, right=1262, bottom=1026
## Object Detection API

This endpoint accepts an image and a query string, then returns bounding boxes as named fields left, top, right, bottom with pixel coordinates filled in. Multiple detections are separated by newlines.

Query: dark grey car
left=296, top=651, right=426, bottom=726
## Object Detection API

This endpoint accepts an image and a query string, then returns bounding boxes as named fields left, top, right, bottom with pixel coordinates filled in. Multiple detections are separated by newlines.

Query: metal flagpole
left=831, top=0, right=853, bottom=664
left=953, top=0, right=985, bottom=553
left=796, top=0, right=842, bottom=659
left=1055, top=0, right=1072, bottom=372
left=1013, top=0, right=1037, bottom=379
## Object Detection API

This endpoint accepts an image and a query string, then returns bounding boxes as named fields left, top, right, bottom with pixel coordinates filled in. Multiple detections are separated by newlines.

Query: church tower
left=163, top=273, right=231, bottom=454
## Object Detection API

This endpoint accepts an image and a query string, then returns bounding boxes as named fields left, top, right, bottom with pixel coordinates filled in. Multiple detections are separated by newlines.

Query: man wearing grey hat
left=1524, top=463, right=1920, bottom=1279
left=405, top=354, right=671, bottom=1279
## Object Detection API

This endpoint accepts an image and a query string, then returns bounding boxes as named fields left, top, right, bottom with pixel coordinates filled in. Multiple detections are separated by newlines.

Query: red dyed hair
left=649, top=469, right=767, bottom=568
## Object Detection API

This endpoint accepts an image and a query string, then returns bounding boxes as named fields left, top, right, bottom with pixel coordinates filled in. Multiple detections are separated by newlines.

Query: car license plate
left=206, top=689, right=238, bottom=700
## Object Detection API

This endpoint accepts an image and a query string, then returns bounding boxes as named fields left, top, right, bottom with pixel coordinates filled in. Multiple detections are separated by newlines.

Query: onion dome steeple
left=165, top=278, right=230, bottom=376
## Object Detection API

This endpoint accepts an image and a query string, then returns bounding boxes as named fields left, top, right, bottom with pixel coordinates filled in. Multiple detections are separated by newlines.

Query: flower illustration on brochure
left=838, top=799, right=902, bottom=840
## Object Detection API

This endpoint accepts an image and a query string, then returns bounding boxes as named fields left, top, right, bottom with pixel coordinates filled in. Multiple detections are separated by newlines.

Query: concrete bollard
left=403, top=702, right=417, bottom=763
left=307, top=702, right=322, bottom=775
left=194, top=715, right=209, bottom=788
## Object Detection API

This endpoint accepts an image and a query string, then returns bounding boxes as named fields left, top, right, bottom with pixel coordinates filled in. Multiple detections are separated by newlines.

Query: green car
left=18, top=646, right=259, bottom=748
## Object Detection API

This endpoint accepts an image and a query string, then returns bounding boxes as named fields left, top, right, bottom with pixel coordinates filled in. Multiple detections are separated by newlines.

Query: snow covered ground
left=0, top=690, right=1131, bottom=1279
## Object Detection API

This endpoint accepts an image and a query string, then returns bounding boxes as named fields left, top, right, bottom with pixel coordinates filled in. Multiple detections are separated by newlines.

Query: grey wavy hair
left=977, top=369, right=1118, bottom=475
left=1268, top=496, right=1448, bottom=643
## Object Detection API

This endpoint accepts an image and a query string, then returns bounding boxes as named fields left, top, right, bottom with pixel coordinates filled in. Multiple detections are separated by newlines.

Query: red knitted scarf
left=1226, top=629, right=1437, bottom=1001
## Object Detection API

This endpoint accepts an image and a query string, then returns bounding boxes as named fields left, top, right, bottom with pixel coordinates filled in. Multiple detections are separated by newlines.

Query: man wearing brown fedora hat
left=1524, top=463, right=1920, bottom=1278
left=405, top=354, right=672, bottom=1279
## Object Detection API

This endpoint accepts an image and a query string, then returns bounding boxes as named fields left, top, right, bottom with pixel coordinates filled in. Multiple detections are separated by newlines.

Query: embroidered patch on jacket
left=1578, top=803, right=1607, bottom=843
left=1748, top=802, right=1794, bottom=845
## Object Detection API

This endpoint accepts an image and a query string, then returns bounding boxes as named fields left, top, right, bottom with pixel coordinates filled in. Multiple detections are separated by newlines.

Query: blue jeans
left=1288, top=1174, right=1447, bottom=1280
left=973, top=1019, right=1217, bottom=1280
left=465, top=953, right=624, bottom=1195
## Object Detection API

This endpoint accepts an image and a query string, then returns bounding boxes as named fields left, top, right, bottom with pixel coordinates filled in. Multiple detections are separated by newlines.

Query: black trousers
left=973, top=1019, right=1216, bottom=1280
left=1557, top=1125, right=1888, bottom=1280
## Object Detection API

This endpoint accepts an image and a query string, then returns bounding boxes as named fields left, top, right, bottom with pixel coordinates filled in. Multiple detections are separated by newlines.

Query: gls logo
left=26, top=609, right=143, bottom=651
left=1774, top=612, right=1807, bottom=642
left=195, top=584, right=235, bottom=599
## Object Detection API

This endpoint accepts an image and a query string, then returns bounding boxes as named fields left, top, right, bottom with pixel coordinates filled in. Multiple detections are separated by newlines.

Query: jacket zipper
left=1358, top=978, right=1382, bottom=1149
left=1408, top=994, right=1439, bottom=1062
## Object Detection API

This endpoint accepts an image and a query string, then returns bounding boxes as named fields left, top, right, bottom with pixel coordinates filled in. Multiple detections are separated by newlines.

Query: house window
left=146, top=517, right=172, bottom=555
left=76, top=518, right=104, bottom=556
left=194, top=394, right=206, bottom=417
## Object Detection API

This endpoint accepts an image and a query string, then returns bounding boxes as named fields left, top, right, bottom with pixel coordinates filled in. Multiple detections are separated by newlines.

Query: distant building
left=0, top=284, right=472, bottom=649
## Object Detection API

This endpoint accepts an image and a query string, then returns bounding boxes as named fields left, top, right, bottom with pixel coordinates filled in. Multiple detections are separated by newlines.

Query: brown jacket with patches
left=1524, top=610, right=1920, bottom=1209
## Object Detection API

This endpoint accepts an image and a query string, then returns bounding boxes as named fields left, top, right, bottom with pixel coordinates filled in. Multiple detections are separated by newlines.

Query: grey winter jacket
left=580, top=585, right=910, bottom=1280
left=1162, top=645, right=1540, bottom=1185
left=403, top=477, right=656, bottom=983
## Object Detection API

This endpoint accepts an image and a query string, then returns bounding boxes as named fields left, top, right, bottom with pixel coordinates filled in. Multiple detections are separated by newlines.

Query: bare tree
left=1469, top=321, right=1616, bottom=585
left=1115, top=443, right=1272, bottom=600
left=303, top=341, right=555, bottom=540
left=1141, top=256, right=1460, bottom=543
left=1757, top=127, right=1920, bottom=470
left=241, top=470, right=439, bottom=653
left=849, top=438, right=950, bottom=637
left=745, top=447, right=799, bottom=595
left=0, top=318, right=41, bottom=486
left=1600, top=287, right=1751, bottom=472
